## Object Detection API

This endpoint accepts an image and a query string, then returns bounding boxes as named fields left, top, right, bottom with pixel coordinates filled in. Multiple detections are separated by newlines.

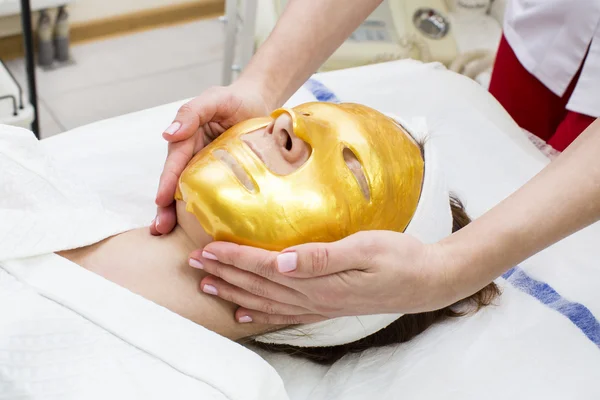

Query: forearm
left=441, top=118, right=600, bottom=300
left=237, top=0, right=383, bottom=109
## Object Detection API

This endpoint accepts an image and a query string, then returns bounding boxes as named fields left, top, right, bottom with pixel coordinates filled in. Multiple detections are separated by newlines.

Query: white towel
left=0, top=124, right=136, bottom=261
left=0, top=124, right=288, bottom=400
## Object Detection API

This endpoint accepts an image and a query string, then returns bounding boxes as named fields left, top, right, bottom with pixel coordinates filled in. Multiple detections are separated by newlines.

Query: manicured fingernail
left=164, top=121, right=181, bottom=135
left=203, top=284, right=218, bottom=295
left=238, top=315, right=253, bottom=323
left=277, top=252, right=297, bottom=273
left=189, top=258, right=204, bottom=269
left=155, top=215, right=160, bottom=227
left=202, top=251, right=218, bottom=261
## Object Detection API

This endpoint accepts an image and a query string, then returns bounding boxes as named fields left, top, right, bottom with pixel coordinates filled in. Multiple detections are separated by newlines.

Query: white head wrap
left=254, top=115, right=453, bottom=347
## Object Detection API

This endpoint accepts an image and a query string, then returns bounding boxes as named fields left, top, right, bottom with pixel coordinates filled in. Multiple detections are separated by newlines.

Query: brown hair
left=252, top=196, right=500, bottom=365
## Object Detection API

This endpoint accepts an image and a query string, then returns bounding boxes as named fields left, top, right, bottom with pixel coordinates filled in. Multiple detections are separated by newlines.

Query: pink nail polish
left=203, top=284, right=218, bottom=295
left=155, top=215, right=160, bottom=228
left=277, top=252, right=297, bottom=273
left=238, top=315, right=253, bottom=323
left=164, top=121, right=181, bottom=135
left=189, top=258, right=204, bottom=269
left=202, top=251, right=218, bottom=261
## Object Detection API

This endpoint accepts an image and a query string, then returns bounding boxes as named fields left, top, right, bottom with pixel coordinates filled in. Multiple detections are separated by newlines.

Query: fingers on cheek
left=188, top=248, right=205, bottom=262
left=200, top=277, right=228, bottom=299
left=149, top=217, right=161, bottom=236
left=155, top=206, right=177, bottom=235
left=200, top=277, right=304, bottom=320
left=194, top=257, right=271, bottom=299
left=156, top=174, right=177, bottom=206
left=156, top=163, right=180, bottom=206
left=200, top=277, right=256, bottom=310
left=194, top=259, right=222, bottom=277
left=200, top=276, right=273, bottom=314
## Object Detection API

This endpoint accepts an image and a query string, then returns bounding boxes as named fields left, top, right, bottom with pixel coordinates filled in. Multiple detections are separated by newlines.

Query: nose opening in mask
left=343, top=147, right=370, bottom=201
left=213, top=149, right=257, bottom=192
left=242, top=115, right=312, bottom=176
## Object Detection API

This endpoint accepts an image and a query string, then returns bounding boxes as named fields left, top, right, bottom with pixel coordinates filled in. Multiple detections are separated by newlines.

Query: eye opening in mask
left=213, top=149, right=257, bottom=193
left=342, top=146, right=370, bottom=201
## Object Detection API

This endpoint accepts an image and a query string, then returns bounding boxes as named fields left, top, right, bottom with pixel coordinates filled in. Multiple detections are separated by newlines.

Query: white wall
left=0, top=0, right=200, bottom=37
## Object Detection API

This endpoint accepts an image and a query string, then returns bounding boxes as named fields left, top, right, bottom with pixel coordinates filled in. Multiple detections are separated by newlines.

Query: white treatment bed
left=5, top=60, right=600, bottom=399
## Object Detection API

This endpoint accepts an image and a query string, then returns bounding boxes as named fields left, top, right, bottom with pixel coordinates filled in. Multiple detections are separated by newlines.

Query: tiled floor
left=5, top=18, right=225, bottom=138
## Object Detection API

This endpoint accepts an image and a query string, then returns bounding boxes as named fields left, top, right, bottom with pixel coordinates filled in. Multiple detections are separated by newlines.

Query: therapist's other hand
left=192, top=231, right=458, bottom=324
left=151, top=82, right=273, bottom=235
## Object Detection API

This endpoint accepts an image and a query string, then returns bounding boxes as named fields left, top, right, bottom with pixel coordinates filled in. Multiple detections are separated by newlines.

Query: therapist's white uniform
left=503, top=0, right=600, bottom=118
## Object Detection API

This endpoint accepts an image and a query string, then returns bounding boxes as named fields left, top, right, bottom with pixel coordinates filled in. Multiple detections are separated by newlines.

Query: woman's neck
left=58, top=224, right=273, bottom=341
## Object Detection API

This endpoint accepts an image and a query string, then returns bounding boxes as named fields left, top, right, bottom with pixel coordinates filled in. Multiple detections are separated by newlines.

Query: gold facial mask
left=175, top=102, right=424, bottom=251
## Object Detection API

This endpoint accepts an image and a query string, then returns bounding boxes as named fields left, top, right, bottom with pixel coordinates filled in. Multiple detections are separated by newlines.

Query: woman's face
left=176, top=102, right=424, bottom=251
left=175, top=112, right=370, bottom=247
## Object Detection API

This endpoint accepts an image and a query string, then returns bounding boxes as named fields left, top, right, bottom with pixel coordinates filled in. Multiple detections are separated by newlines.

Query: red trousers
left=489, top=35, right=595, bottom=152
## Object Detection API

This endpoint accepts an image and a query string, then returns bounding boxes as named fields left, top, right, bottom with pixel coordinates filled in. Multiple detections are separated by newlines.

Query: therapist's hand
left=151, top=81, right=274, bottom=235
left=191, top=231, right=462, bottom=324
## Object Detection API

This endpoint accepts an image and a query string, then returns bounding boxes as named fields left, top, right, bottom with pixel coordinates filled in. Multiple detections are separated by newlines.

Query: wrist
left=234, top=68, right=284, bottom=112
left=425, top=240, right=473, bottom=309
